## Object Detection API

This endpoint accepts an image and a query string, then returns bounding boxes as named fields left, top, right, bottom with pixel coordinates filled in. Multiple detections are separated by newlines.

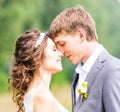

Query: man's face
left=54, top=32, right=87, bottom=64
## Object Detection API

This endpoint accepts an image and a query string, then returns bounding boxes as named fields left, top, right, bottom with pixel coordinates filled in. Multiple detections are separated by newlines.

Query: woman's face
left=43, top=38, right=63, bottom=74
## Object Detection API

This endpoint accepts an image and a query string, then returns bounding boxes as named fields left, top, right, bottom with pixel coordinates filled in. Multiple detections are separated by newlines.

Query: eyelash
left=59, top=43, right=65, bottom=46
left=53, top=48, right=57, bottom=51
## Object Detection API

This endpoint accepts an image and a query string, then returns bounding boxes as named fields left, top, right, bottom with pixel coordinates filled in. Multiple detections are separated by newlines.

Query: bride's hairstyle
left=8, top=29, right=48, bottom=112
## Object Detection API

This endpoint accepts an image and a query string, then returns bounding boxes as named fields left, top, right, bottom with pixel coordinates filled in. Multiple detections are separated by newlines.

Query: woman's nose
left=58, top=50, right=63, bottom=57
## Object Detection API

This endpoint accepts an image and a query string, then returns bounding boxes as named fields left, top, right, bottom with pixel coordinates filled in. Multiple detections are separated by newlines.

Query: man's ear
left=77, top=28, right=86, bottom=41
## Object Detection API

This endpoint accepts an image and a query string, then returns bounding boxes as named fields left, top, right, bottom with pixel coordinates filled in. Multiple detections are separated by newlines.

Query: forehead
left=47, top=38, right=54, bottom=46
left=54, top=33, right=73, bottom=44
left=46, top=38, right=55, bottom=48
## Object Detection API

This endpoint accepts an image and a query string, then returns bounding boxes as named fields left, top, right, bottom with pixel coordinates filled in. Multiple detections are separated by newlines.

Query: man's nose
left=58, top=47, right=64, bottom=55
left=57, top=46, right=64, bottom=55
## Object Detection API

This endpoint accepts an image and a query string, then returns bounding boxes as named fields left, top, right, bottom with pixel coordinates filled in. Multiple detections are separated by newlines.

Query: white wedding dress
left=24, top=84, right=68, bottom=112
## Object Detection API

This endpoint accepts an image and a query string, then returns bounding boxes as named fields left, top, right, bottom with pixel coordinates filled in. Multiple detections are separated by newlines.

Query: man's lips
left=66, top=55, right=71, bottom=59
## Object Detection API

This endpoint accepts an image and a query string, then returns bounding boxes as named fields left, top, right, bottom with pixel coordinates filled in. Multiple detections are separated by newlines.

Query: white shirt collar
left=76, top=43, right=104, bottom=73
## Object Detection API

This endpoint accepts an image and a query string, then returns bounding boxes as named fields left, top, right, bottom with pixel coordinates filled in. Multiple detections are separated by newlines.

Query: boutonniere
left=77, top=81, right=88, bottom=102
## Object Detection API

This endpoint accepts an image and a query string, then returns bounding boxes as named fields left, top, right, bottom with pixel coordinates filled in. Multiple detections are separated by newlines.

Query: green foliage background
left=0, top=0, right=120, bottom=93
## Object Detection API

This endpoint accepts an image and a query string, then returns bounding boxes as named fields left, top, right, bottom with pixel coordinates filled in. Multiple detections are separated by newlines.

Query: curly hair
left=8, top=29, right=48, bottom=112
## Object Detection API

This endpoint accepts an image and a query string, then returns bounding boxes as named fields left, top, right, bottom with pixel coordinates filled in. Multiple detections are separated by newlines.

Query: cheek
left=43, top=55, right=62, bottom=73
left=43, top=56, right=53, bottom=68
left=44, top=60, right=62, bottom=73
left=63, top=46, right=71, bottom=53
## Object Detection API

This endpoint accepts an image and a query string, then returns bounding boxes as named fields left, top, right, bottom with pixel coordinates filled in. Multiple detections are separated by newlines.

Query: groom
left=48, top=6, right=120, bottom=112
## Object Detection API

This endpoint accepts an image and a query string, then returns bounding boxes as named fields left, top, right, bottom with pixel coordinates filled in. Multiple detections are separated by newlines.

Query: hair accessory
left=35, top=33, right=46, bottom=48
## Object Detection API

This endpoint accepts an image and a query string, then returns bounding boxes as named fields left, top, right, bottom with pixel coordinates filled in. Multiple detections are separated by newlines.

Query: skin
left=43, top=38, right=63, bottom=74
left=27, top=38, right=63, bottom=112
left=54, top=28, right=98, bottom=64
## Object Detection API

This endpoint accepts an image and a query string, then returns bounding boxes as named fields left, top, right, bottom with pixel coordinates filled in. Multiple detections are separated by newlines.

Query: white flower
left=77, top=81, right=88, bottom=102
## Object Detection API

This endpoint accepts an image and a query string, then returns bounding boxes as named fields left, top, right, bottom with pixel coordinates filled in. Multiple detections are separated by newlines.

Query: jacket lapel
left=85, top=50, right=109, bottom=90
left=74, top=50, right=109, bottom=111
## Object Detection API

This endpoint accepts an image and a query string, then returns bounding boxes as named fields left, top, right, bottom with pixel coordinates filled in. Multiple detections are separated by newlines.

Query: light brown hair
left=49, top=6, right=98, bottom=41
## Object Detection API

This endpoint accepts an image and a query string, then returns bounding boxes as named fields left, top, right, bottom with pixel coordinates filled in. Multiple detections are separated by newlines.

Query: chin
left=71, top=61, right=78, bottom=64
left=53, top=67, right=63, bottom=74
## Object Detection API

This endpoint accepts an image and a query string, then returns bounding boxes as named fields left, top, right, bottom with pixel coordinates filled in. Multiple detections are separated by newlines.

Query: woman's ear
left=33, top=57, right=41, bottom=67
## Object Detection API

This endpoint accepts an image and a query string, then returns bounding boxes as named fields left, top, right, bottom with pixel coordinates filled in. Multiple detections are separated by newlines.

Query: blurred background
left=0, top=0, right=120, bottom=112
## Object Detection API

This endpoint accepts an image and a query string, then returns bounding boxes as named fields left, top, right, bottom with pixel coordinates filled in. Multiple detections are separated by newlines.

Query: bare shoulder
left=33, top=90, right=56, bottom=112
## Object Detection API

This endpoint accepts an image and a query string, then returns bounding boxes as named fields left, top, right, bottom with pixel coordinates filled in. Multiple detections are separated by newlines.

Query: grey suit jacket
left=72, top=49, right=120, bottom=112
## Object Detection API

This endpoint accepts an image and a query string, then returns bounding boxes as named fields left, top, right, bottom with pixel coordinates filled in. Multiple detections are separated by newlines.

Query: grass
left=0, top=93, right=17, bottom=112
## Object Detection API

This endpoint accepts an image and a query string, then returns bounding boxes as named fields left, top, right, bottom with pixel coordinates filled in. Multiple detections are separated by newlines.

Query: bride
left=8, top=29, right=68, bottom=112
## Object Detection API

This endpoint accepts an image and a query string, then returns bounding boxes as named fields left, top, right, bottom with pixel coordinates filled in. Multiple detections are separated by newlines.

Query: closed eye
left=52, top=45, right=57, bottom=51
left=53, top=48, right=57, bottom=51
left=58, top=42, right=65, bottom=46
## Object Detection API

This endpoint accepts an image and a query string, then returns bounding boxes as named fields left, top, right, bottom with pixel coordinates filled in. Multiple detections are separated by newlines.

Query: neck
left=40, top=70, right=52, bottom=89
left=29, top=69, right=52, bottom=91
left=82, top=41, right=98, bottom=63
